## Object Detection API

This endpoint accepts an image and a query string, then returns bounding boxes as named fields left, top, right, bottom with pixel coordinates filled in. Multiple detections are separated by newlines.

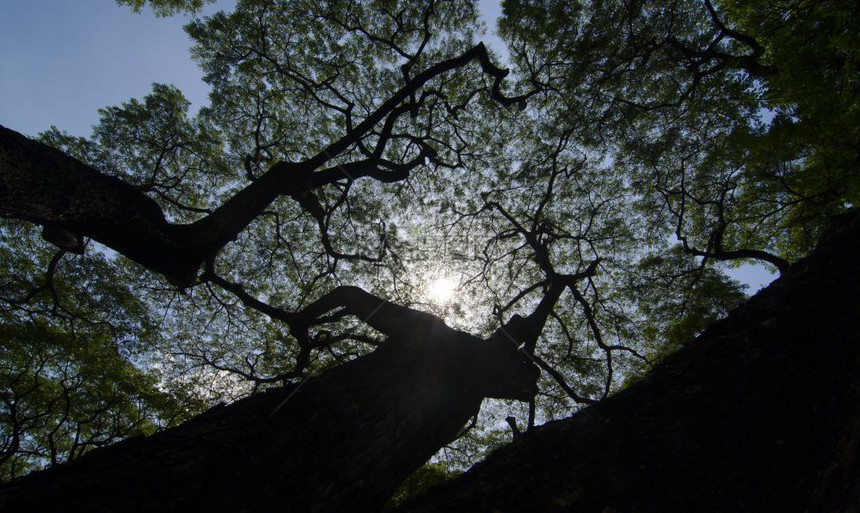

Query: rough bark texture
left=0, top=310, right=539, bottom=513
left=397, top=211, right=860, bottom=512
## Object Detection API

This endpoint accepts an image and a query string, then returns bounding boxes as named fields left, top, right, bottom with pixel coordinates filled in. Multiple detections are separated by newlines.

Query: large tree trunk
left=0, top=310, right=542, bottom=513
left=396, top=211, right=860, bottom=512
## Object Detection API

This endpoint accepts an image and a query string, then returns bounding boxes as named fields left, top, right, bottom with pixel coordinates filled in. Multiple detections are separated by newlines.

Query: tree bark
left=0, top=288, right=547, bottom=513
left=397, top=211, right=860, bottom=512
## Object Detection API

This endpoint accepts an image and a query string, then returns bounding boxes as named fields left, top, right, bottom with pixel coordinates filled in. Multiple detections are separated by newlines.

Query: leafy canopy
left=2, top=0, right=856, bottom=477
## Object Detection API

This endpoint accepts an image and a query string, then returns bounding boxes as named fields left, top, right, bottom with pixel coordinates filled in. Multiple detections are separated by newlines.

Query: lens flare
left=426, top=277, right=456, bottom=303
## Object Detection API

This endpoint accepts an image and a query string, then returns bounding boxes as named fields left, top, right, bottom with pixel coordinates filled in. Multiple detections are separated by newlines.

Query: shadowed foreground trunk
left=0, top=290, right=551, bottom=513
left=397, top=211, right=860, bottom=512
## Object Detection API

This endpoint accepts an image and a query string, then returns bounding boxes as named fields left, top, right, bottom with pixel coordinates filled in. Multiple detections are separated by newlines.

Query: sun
left=426, top=277, right=457, bottom=303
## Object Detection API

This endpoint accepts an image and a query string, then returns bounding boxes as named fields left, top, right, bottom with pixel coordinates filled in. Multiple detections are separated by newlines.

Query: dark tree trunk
left=0, top=291, right=548, bottom=513
left=397, top=211, right=860, bottom=512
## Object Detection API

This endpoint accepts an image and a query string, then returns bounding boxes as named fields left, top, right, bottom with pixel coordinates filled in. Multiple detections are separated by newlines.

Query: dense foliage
left=1, top=0, right=856, bottom=480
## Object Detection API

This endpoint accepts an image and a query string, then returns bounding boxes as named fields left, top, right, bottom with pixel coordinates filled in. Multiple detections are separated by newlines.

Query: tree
left=0, top=0, right=856, bottom=510
left=1, top=0, right=572, bottom=505
left=395, top=210, right=860, bottom=512
left=0, top=218, right=202, bottom=481
left=500, top=0, right=858, bottom=264
left=0, top=284, right=567, bottom=512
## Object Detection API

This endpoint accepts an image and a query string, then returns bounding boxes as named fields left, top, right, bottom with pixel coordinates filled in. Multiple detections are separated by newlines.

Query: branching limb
left=293, top=285, right=432, bottom=337
left=528, top=351, right=597, bottom=405
left=0, top=43, right=532, bottom=286
left=666, top=0, right=774, bottom=80
left=656, top=162, right=790, bottom=274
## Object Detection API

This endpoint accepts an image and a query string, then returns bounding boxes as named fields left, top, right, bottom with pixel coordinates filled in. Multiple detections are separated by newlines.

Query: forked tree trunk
left=0, top=291, right=547, bottom=513
left=397, top=212, right=860, bottom=512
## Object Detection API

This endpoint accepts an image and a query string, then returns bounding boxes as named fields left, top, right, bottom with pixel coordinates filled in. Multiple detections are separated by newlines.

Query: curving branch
left=0, top=43, right=532, bottom=287
left=665, top=0, right=774, bottom=80
left=529, top=351, right=597, bottom=405
left=656, top=161, right=790, bottom=274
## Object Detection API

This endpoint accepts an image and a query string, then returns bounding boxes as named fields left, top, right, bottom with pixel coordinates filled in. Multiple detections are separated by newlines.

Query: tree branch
left=1, top=44, right=529, bottom=286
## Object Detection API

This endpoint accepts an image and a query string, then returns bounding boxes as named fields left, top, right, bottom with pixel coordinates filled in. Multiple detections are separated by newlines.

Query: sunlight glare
left=427, top=277, right=457, bottom=303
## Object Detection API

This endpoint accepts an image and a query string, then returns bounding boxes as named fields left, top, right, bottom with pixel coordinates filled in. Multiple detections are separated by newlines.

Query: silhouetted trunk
left=0, top=291, right=549, bottom=512
left=397, top=211, right=860, bottom=512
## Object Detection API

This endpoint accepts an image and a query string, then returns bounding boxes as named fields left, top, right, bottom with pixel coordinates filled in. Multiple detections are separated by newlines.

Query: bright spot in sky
left=427, top=277, right=457, bottom=303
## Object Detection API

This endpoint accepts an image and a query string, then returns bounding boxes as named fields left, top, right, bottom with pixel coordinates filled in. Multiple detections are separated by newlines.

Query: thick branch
left=293, top=285, right=432, bottom=337
left=529, top=351, right=597, bottom=405
left=682, top=242, right=790, bottom=275
left=657, top=163, right=791, bottom=275
left=306, top=42, right=530, bottom=169
left=494, top=281, right=566, bottom=353
left=1, top=44, right=526, bottom=286
left=0, top=125, right=197, bottom=285
left=665, top=0, right=774, bottom=80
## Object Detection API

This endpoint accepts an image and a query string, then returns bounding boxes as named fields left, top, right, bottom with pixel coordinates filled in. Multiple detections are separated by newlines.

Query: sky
left=0, top=0, right=503, bottom=138
left=0, top=0, right=774, bottom=292
left=0, top=0, right=230, bottom=137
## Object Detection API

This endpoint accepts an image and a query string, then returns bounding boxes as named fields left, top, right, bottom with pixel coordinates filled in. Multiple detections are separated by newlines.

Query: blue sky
left=0, top=0, right=773, bottom=291
left=0, top=0, right=502, bottom=138
left=0, top=0, right=232, bottom=137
